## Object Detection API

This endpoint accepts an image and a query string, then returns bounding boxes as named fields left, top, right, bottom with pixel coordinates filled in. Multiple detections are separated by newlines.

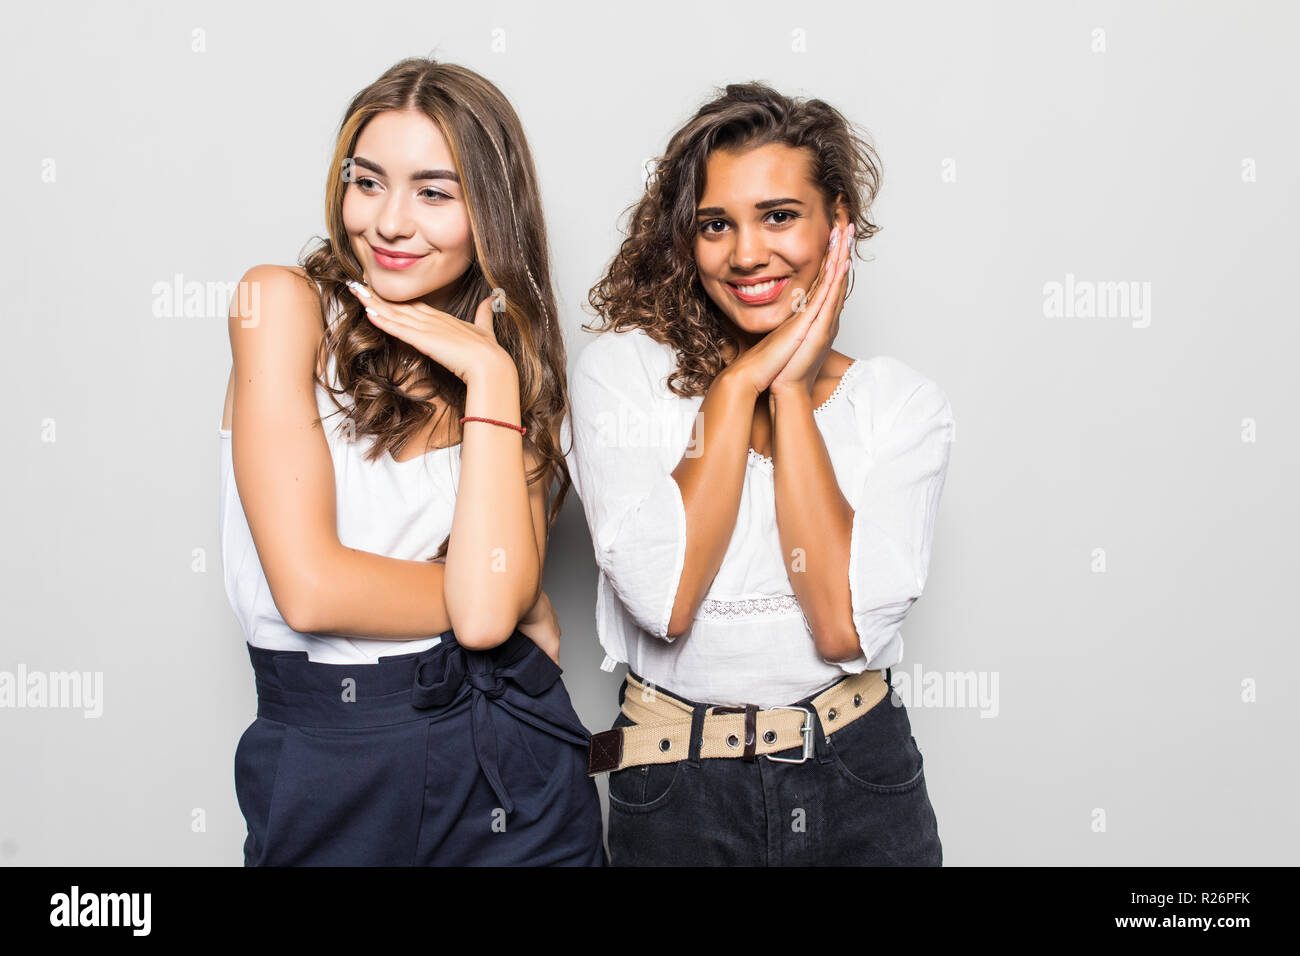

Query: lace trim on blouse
left=748, top=359, right=862, bottom=470
left=695, top=593, right=805, bottom=621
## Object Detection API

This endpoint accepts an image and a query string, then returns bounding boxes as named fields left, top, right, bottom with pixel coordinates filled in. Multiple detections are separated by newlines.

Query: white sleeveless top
left=218, top=296, right=461, bottom=663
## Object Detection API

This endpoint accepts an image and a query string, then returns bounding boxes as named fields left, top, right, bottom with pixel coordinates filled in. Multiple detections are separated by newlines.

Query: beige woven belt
left=586, top=668, right=889, bottom=775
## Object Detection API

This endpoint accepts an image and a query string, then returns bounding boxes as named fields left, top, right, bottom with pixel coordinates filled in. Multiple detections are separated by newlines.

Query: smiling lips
left=370, top=244, right=428, bottom=271
left=726, top=275, right=790, bottom=305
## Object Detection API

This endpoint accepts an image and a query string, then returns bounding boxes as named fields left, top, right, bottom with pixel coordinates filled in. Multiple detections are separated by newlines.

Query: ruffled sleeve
left=563, top=330, right=689, bottom=641
left=843, top=367, right=954, bottom=668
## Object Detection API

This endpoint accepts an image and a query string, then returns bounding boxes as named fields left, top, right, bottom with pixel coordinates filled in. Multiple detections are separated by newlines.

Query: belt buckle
left=762, top=705, right=815, bottom=764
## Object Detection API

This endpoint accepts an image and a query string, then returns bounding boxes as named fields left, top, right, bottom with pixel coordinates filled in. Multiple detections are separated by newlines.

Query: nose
left=729, top=223, right=768, bottom=272
left=375, top=189, right=415, bottom=242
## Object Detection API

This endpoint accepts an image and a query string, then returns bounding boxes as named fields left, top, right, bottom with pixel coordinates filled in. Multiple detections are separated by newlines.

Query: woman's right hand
left=346, top=280, right=512, bottom=386
left=517, top=588, right=561, bottom=666
left=723, top=227, right=842, bottom=397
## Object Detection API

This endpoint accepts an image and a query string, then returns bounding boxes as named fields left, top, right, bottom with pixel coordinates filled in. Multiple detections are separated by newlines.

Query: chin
left=728, top=306, right=788, bottom=336
left=371, top=272, right=433, bottom=298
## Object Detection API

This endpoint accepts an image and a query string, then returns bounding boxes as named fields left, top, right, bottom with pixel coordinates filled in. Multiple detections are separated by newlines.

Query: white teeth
left=733, top=278, right=780, bottom=295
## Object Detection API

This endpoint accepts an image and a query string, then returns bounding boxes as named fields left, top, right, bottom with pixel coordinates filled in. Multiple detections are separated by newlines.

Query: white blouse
left=562, top=327, right=954, bottom=708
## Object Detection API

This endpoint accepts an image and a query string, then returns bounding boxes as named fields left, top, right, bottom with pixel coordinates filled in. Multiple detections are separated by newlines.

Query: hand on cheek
left=771, top=222, right=853, bottom=395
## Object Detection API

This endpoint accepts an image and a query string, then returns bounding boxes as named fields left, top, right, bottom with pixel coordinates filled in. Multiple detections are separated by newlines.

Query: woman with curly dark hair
left=566, top=82, right=954, bottom=866
left=219, top=57, right=604, bottom=866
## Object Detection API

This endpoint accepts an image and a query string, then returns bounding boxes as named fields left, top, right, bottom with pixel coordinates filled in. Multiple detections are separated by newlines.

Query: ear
left=832, top=193, right=850, bottom=230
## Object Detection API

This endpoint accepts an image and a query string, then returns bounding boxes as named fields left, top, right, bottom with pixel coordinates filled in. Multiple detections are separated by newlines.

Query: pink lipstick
left=726, top=275, right=790, bottom=305
left=370, top=244, right=427, bottom=271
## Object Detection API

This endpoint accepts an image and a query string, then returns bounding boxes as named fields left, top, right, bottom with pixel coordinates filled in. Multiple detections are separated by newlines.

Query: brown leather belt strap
left=586, top=668, right=888, bottom=775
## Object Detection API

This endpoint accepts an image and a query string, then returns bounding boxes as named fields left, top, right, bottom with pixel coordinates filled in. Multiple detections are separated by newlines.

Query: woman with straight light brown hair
left=219, top=57, right=604, bottom=866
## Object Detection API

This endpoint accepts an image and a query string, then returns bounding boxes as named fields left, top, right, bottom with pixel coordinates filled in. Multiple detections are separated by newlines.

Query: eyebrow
left=696, top=198, right=804, bottom=217
left=352, top=156, right=460, bottom=183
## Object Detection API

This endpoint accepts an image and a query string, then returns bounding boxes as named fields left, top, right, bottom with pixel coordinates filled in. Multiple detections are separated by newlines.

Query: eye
left=766, top=209, right=798, bottom=225
left=419, top=187, right=453, bottom=201
left=699, top=219, right=728, bottom=235
left=353, top=176, right=379, bottom=191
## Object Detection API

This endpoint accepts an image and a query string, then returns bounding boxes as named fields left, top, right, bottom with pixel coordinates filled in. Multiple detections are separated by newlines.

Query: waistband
left=245, top=630, right=589, bottom=814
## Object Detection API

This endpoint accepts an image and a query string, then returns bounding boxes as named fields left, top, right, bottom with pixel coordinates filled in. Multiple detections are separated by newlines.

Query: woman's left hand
left=770, top=222, right=853, bottom=399
left=346, top=280, right=508, bottom=383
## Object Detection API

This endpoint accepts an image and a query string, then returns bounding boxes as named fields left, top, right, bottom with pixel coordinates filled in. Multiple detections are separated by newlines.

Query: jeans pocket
left=605, top=711, right=682, bottom=813
left=826, top=689, right=926, bottom=794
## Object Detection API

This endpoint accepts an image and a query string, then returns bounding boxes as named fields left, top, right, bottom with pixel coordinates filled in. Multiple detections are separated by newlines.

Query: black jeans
left=606, top=668, right=942, bottom=866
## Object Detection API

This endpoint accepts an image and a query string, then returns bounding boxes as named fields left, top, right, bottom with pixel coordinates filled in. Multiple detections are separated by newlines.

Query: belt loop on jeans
left=813, top=705, right=834, bottom=764
left=687, top=705, right=706, bottom=766
left=743, top=704, right=757, bottom=762
left=712, top=703, right=759, bottom=762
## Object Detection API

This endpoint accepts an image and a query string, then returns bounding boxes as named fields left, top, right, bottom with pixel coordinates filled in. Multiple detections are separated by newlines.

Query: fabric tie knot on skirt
left=407, top=631, right=584, bottom=815
left=468, top=671, right=507, bottom=699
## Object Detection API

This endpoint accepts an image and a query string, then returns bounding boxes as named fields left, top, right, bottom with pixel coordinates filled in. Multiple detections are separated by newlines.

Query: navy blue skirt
left=233, top=629, right=607, bottom=866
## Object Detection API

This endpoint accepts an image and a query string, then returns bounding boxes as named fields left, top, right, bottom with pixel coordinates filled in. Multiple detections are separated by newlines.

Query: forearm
left=443, top=358, right=540, bottom=648
left=770, top=385, right=859, bottom=661
left=290, top=545, right=451, bottom=639
left=665, top=366, right=755, bottom=637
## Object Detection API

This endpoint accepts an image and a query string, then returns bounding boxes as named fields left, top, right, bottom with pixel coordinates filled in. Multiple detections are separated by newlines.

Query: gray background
left=2, top=0, right=1295, bottom=865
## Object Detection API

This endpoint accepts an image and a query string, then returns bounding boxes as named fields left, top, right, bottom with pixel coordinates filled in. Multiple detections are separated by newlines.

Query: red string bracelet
left=460, top=416, right=527, bottom=436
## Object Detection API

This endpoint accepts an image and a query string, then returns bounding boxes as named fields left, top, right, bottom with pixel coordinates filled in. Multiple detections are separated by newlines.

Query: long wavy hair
left=299, top=58, right=570, bottom=561
left=586, top=82, right=883, bottom=397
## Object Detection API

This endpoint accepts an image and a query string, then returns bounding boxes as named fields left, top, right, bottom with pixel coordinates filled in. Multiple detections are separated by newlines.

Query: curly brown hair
left=299, top=58, right=570, bottom=561
left=586, top=82, right=883, bottom=397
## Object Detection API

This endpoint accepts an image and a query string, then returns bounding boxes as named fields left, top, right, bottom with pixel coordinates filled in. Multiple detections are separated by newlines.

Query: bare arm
left=227, top=264, right=451, bottom=639
left=350, top=287, right=548, bottom=651
left=664, top=318, right=825, bottom=637
left=769, top=387, right=859, bottom=661
left=442, top=363, right=550, bottom=649
left=664, top=367, right=756, bottom=638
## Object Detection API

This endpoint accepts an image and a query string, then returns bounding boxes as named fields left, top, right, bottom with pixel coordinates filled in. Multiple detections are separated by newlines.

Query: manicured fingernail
left=347, top=280, right=371, bottom=299
left=365, top=306, right=377, bottom=318
left=829, top=226, right=839, bottom=249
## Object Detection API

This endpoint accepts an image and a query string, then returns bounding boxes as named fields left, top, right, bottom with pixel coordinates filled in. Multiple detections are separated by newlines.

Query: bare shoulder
left=228, top=264, right=324, bottom=345
left=230, top=264, right=319, bottom=318
left=227, top=265, right=330, bottom=390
